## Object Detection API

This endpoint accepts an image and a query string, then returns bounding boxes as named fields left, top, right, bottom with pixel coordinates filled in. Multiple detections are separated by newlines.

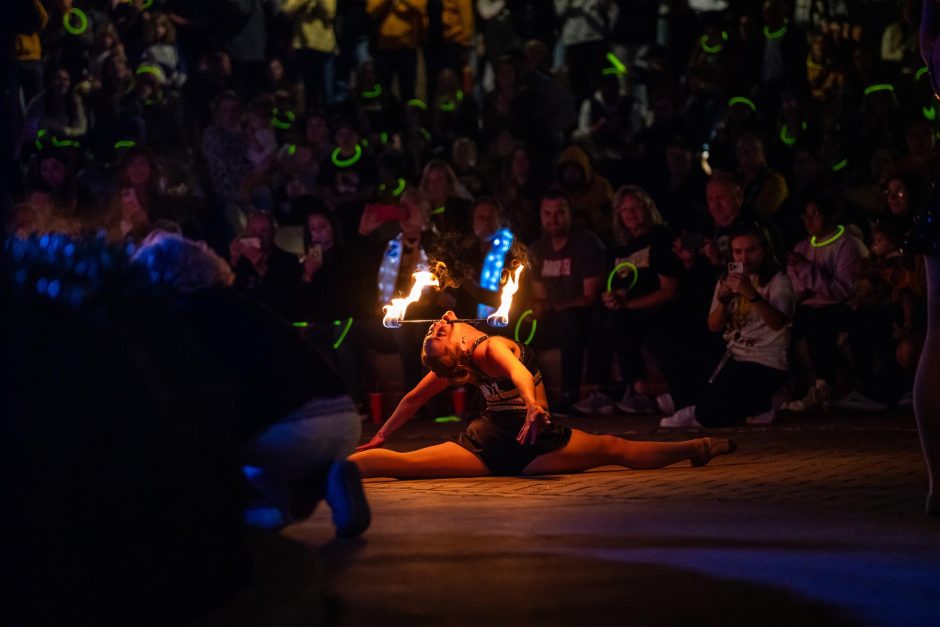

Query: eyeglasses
left=884, top=189, right=906, bottom=198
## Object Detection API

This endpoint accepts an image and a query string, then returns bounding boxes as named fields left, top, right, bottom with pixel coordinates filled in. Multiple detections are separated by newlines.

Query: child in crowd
left=784, top=194, right=867, bottom=411
left=834, top=218, right=922, bottom=411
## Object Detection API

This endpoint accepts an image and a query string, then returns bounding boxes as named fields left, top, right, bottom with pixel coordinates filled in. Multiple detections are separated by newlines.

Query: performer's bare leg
left=522, top=430, right=734, bottom=475
left=915, top=257, right=940, bottom=514
left=351, top=442, right=490, bottom=479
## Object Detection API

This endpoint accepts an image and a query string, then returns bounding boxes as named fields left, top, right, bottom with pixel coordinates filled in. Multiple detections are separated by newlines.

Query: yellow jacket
left=16, top=33, right=42, bottom=62
left=366, top=0, right=427, bottom=50
left=441, top=0, right=473, bottom=46
left=282, top=0, right=337, bottom=53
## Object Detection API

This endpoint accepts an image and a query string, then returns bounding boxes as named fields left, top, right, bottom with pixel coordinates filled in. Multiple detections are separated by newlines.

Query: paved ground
left=206, top=410, right=940, bottom=627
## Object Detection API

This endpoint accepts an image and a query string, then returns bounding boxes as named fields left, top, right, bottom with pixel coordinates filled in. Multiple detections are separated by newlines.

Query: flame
left=486, top=264, right=524, bottom=328
left=382, top=270, right=440, bottom=328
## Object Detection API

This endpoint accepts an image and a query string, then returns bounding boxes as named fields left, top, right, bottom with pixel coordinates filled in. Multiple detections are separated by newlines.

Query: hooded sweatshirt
left=556, top=145, right=614, bottom=240
left=788, top=227, right=868, bottom=308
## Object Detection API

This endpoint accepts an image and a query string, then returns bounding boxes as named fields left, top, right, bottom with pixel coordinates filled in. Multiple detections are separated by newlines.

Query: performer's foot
left=691, top=437, right=737, bottom=467
left=326, top=460, right=371, bottom=538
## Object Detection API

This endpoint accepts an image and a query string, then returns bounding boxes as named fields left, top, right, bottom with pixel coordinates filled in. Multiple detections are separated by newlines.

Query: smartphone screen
left=728, top=261, right=744, bottom=275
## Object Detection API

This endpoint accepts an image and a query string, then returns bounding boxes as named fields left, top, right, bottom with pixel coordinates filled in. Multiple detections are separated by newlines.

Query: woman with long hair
left=351, top=311, right=736, bottom=479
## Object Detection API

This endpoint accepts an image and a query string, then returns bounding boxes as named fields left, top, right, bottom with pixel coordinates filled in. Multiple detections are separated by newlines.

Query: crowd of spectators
left=5, top=0, right=934, bottom=422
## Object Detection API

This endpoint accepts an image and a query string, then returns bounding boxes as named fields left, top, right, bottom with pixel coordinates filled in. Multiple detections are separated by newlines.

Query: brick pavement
left=271, top=410, right=940, bottom=627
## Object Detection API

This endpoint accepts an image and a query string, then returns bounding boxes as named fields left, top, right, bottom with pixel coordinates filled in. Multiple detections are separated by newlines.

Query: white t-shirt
left=710, top=271, right=795, bottom=371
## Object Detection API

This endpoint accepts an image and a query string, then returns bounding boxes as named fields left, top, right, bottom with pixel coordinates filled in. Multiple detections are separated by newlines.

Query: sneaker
left=656, top=393, right=676, bottom=415
left=326, top=460, right=371, bottom=538
left=574, top=391, right=614, bottom=415
left=747, top=388, right=787, bottom=424
left=616, top=387, right=660, bottom=414
left=826, top=390, right=890, bottom=413
left=659, top=405, right=701, bottom=428
left=784, top=379, right=830, bottom=412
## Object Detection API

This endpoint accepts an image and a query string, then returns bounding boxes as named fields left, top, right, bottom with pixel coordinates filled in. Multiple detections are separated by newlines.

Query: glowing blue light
left=36, top=277, right=48, bottom=295
left=47, top=280, right=61, bottom=298
left=14, top=269, right=27, bottom=285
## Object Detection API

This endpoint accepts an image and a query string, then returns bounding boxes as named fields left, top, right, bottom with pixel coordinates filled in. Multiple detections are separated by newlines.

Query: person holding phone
left=661, top=222, right=795, bottom=428
left=229, top=211, right=301, bottom=318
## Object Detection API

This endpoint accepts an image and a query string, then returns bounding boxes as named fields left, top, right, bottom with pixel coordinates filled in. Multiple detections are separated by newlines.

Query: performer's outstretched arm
left=356, top=372, right=450, bottom=451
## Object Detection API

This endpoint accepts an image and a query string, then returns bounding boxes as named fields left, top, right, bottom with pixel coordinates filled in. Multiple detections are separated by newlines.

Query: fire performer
left=351, top=310, right=736, bottom=478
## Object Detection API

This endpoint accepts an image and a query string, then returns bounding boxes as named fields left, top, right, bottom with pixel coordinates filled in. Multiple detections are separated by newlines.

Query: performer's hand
left=354, top=432, right=387, bottom=452
left=516, top=404, right=551, bottom=446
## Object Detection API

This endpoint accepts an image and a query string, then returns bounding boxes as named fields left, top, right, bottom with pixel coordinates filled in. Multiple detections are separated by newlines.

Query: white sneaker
left=617, top=387, right=659, bottom=414
left=656, top=393, right=676, bottom=415
left=573, top=391, right=614, bottom=415
left=826, top=390, right=890, bottom=413
left=784, top=380, right=830, bottom=412
left=659, top=405, right=701, bottom=428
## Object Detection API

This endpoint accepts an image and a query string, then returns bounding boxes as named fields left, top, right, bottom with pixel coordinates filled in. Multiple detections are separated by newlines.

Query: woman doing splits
left=351, top=311, right=737, bottom=478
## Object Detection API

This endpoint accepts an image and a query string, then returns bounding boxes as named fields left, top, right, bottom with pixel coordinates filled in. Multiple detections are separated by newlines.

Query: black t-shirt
left=178, top=287, right=348, bottom=441
left=530, top=228, right=606, bottom=305
left=607, top=225, right=682, bottom=300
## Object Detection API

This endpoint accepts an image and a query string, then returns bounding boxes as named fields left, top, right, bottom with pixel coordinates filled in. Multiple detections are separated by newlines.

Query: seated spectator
left=25, top=148, right=99, bottom=224
left=572, top=72, right=643, bottom=164
left=835, top=217, right=920, bottom=411
left=648, top=134, right=709, bottom=234
left=662, top=222, right=795, bottom=427
left=140, top=12, right=187, bottom=89
left=126, top=63, right=187, bottom=158
left=495, top=143, right=546, bottom=244
left=575, top=186, right=683, bottom=416
left=785, top=194, right=868, bottom=411
left=294, top=200, right=352, bottom=338
left=737, top=133, right=789, bottom=219
left=430, top=68, right=479, bottom=144
left=419, top=158, right=473, bottom=234
left=229, top=210, right=301, bottom=318
left=23, top=64, right=87, bottom=147
left=529, top=190, right=606, bottom=413
left=450, top=136, right=488, bottom=198
left=315, top=118, right=378, bottom=241
left=554, top=144, right=614, bottom=241
left=102, top=146, right=170, bottom=242
left=133, top=232, right=370, bottom=537
left=881, top=172, right=926, bottom=230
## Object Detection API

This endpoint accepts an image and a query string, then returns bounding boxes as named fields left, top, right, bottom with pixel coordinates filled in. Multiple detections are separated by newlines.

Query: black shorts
left=452, top=412, right=572, bottom=476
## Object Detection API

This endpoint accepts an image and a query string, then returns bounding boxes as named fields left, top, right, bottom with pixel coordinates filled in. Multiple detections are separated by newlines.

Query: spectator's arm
left=60, top=93, right=87, bottom=137
left=624, top=274, right=679, bottom=310
left=531, top=279, right=550, bottom=316
left=816, top=240, right=862, bottom=303
left=557, top=275, right=602, bottom=310
left=707, top=280, right=730, bottom=332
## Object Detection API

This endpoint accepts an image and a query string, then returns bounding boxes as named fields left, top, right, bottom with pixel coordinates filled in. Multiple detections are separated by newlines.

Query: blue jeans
left=241, top=395, right=361, bottom=524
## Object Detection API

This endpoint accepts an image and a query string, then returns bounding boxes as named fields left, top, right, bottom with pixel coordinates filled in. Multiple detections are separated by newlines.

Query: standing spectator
left=229, top=210, right=301, bottom=318
left=647, top=134, right=709, bottom=234
left=222, top=0, right=268, bottom=97
left=281, top=0, right=338, bottom=109
left=366, top=0, right=427, bottom=101
left=756, top=0, right=807, bottom=121
left=423, top=0, right=473, bottom=98
left=530, top=190, right=606, bottom=413
left=554, top=0, right=619, bottom=106
left=785, top=194, right=867, bottom=411
left=661, top=222, right=795, bottom=427
left=554, top=144, right=613, bottom=241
